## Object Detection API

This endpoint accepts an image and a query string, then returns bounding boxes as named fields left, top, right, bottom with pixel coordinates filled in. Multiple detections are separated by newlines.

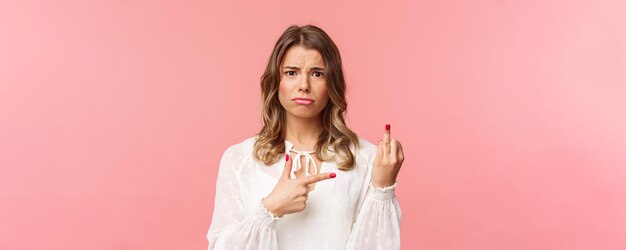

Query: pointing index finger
left=301, top=172, right=336, bottom=185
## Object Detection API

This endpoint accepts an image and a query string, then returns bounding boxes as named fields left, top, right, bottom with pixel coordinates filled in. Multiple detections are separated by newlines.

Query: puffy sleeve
left=206, top=146, right=279, bottom=250
left=345, top=149, right=402, bottom=249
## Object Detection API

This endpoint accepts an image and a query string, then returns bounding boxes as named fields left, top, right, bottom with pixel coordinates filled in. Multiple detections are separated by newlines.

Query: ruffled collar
left=284, top=140, right=335, bottom=154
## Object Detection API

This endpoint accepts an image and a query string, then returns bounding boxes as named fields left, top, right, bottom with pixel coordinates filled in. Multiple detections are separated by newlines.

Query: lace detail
left=259, top=197, right=282, bottom=221
left=369, top=181, right=397, bottom=201
left=370, top=181, right=397, bottom=191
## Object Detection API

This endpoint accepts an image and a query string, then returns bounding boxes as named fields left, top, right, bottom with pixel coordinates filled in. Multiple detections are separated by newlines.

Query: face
left=278, top=46, right=330, bottom=120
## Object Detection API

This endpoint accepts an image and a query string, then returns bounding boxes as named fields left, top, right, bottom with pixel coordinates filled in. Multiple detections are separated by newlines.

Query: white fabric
left=288, top=148, right=318, bottom=179
left=206, top=136, right=402, bottom=250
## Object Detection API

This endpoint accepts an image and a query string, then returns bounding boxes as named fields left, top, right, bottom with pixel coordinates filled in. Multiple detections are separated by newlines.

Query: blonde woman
left=207, top=25, right=404, bottom=250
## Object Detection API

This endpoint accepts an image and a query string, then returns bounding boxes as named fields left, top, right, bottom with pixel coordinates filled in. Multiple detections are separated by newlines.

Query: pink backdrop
left=1, top=0, right=625, bottom=249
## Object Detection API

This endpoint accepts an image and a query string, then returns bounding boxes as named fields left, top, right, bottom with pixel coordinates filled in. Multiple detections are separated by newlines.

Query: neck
left=284, top=113, right=323, bottom=151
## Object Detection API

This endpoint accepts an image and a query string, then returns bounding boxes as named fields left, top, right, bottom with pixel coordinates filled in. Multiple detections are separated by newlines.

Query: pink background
left=1, top=0, right=625, bottom=249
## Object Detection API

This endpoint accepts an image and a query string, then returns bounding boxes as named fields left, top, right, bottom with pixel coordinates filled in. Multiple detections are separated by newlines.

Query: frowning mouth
left=292, top=98, right=314, bottom=105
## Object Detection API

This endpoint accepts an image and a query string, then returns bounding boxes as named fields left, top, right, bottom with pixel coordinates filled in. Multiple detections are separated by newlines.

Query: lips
left=292, top=98, right=314, bottom=105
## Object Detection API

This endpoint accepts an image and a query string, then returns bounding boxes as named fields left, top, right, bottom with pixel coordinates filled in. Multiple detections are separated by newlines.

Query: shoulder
left=356, top=136, right=378, bottom=162
left=221, top=135, right=377, bottom=164
left=220, top=135, right=256, bottom=162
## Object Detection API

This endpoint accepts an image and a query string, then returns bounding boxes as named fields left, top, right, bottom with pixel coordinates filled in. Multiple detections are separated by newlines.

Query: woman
left=207, top=24, right=404, bottom=250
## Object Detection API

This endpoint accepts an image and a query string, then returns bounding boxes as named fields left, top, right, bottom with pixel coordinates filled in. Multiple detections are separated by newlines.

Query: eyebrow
left=283, top=66, right=326, bottom=71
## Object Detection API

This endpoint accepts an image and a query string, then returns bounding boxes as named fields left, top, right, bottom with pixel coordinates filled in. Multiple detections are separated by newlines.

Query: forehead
left=280, top=46, right=325, bottom=67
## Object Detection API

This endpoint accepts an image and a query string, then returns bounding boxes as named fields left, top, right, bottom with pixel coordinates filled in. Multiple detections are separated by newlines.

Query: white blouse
left=206, top=136, right=402, bottom=250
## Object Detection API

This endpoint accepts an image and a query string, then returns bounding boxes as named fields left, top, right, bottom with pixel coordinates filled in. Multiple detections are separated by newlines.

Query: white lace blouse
left=206, top=136, right=402, bottom=250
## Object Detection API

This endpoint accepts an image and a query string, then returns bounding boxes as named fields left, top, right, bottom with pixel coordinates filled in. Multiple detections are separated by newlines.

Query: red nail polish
left=385, top=124, right=390, bottom=131
left=286, top=154, right=290, bottom=161
left=330, top=173, right=336, bottom=178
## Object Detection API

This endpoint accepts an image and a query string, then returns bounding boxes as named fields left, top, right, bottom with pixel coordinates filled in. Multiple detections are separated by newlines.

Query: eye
left=285, top=71, right=296, bottom=76
left=313, top=71, right=324, bottom=77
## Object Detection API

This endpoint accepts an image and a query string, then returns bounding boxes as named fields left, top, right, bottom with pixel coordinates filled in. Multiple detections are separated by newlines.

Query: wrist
left=371, top=180, right=396, bottom=189
left=261, top=198, right=283, bottom=218
left=369, top=181, right=397, bottom=201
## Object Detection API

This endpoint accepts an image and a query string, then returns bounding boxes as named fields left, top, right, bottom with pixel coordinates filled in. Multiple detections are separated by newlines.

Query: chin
left=287, top=110, right=323, bottom=119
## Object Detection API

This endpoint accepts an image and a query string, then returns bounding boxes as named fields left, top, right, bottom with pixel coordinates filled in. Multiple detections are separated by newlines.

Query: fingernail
left=286, top=154, right=290, bottom=161
left=330, top=173, right=336, bottom=178
left=385, top=124, right=390, bottom=131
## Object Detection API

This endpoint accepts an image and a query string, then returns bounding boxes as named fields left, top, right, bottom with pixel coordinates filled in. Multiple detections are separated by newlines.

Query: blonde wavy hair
left=252, top=24, right=359, bottom=171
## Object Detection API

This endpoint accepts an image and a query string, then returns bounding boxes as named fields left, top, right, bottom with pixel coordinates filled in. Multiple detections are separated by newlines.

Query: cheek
left=319, top=83, right=330, bottom=100
left=278, top=81, right=287, bottom=95
left=278, top=81, right=292, bottom=104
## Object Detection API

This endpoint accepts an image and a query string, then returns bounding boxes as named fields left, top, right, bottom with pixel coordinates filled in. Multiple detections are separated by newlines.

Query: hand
left=262, top=154, right=336, bottom=217
left=371, top=124, right=404, bottom=188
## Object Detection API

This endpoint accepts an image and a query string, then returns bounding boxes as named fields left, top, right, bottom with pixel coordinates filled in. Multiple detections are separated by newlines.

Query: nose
left=298, top=74, right=311, bottom=93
